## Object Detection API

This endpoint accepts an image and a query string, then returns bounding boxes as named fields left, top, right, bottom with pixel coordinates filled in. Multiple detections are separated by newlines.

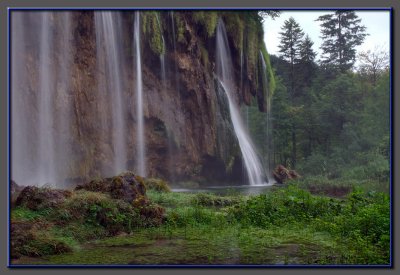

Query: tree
left=298, top=34, right=317, bottom=89
left=317, top=11, right=368, bottom=72
left=277, top=17, right=304, bottom=168
left=278, top=17, right=304, bottom=72
left=357, top=45, right=389, bottom=86
left=259, top=11, right=281, bottom=21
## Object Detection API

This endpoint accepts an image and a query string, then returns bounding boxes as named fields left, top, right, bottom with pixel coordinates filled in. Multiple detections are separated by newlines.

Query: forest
left=10, top=10, right=390, bottom=266
left=248, top=11, right=390, bottom=189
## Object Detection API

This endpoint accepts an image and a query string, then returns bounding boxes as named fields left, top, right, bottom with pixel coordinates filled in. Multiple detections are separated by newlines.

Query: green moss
left=244, top=16, right=260, bottom=80
left=174, top=12, right=186, bottom=44
left=193, top=11, right=219, bottom=38
left=142, top=11, right=165, bottom=55
left=260, top=41, right=276, bottom=95
left=223, top=12, right=245, bottom=51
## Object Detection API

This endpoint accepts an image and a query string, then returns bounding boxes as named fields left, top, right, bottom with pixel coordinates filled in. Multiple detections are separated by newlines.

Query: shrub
left=144, top=178, right=171, bottom=192
left=191, top=193, right=241, bottom=207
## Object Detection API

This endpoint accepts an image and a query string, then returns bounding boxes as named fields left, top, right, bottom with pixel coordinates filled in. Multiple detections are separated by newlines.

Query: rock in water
left=272, top=165, right=300, bottom=184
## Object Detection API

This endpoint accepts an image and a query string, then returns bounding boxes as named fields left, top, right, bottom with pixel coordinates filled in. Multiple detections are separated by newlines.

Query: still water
left=171, top=184, right=279, bottom=196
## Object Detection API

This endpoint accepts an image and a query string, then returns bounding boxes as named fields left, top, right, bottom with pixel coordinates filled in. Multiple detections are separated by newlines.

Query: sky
left=263, top=11, right=391, bottom=65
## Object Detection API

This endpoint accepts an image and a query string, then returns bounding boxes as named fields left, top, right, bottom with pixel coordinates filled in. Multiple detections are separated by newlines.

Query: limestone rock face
left=12, top=11, right=270, bottom=186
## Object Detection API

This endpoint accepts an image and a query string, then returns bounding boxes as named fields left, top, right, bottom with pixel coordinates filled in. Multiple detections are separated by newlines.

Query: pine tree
left=317, top=11, right=368, bottom=72
left=299, top=35, right=316, bottom=63
left=298, top=35, right=317, bottom=88
left=278, top=17, right=304, bottom=70
left=278, top=17, right=304, bottom=168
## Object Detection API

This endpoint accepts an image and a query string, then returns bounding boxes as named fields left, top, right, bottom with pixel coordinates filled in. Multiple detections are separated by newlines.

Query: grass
left=25, top=225, right=338, bottom=265
left=11, top=207, right=51, bottom=221
left=11, top=179, right=390, bottom=265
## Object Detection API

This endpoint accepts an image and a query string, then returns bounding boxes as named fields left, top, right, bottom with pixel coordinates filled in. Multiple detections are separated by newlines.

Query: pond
left=171, top=184, right=280, bottom=196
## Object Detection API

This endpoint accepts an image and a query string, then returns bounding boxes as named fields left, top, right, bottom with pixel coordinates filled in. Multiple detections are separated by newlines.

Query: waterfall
left=12, top=12, right=74, bottom=186
left=134, top=11, right=146, bottom=177
left=259, top=51, right=274, bottom=181
left=215, top=19, right=268, bottom=186
left=169, top=11, right=179, bottom=91
left=37, top=12, right=56, bottom=185
left=156, top=12, right=166, bottom=89
left=11, top=12, right=34, bottom=185
left=55, top=12, right=73, bottom=183
left=95, top=12, right=127, bottom=175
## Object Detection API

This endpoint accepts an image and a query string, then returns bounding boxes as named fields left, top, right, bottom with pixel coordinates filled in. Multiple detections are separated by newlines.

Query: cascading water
left=12, top=12, right=74, bottom=186
left=134, top=11, right=146, bottom=177
left=259, top=51, right=274, bottom=180
left=169, top=11, right=179, bottom=91
left=11, top=12, right=34, bottom=185
left=95, top=12, right=127, bottom=175
left=37, top=12, right=56, bottom=185
left=11, top=11, right=273, bottom=187
left=215, top=19, right=268, bottom=186
left=158, top=14, right=166, bottom=92
left=159, top=29, right=176, bottom=182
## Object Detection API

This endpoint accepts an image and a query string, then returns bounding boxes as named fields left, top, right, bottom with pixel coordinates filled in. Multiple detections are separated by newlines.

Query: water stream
left=215, top=19, right=268, bottom=186
left=134, top=11, right=146, bottom=177
left=95, top=11, right=127, bottom=175
left=259, top=51, right=274, bottom=181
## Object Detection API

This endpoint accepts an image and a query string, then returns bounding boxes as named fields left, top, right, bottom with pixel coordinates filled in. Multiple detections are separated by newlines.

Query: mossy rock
left=75, top=171, right=146, bottom=203
left=193, top=11, right=218, bottom=38
left=142, top=11, right=165, bottom=55
left=138, top=203, right=166, bottom=226
left=15, top=186, right=72, bottom=211
left=62, top=190, right=144, bottom=235
left=143, top=178, right=171, bottom=193
left=10, top=220, right=72, bottom=258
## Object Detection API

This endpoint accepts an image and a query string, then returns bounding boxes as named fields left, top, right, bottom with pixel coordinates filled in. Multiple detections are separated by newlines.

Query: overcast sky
left=263, top=10, right=391, bottom=65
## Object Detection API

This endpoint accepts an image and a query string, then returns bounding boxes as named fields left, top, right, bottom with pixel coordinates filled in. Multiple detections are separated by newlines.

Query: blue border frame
left=7, top=7, right=394, bottom=268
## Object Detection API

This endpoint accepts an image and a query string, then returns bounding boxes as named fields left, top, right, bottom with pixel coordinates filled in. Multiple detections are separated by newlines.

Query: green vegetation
left=143, top=178, right=171, bottom=193
left=223, top=12, right=244, bottom=51
left=10, top=10, right=389, bottom=266
left=142, top=11, right=165, bottom=55
left=317, top=11, right=368, bottom=72
left=193, top=11, right=219, bottom=38
left=260, top=42, right=276, bottom=95
left=174, top=13, right=186, bottom=44
left=12, top=182, right=389, bottom=265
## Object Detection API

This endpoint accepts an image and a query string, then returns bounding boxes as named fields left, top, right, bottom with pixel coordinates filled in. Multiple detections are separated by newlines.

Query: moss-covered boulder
left=15, top=186, right=72, bottom=211
left=75, top=171, right=146, bottom=203
left=10, top=220, right=71, bottom=259
left=143, top=178, right=171, bottom=192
